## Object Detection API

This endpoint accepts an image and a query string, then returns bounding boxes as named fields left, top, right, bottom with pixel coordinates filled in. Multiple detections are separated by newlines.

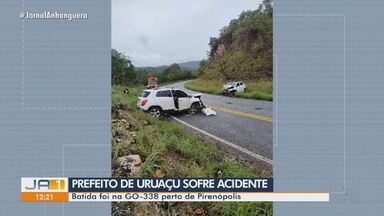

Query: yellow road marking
left=208, top=105, right=273, bottom=122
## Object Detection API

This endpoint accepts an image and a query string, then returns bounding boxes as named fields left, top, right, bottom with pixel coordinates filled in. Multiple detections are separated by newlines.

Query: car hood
left=223, top=84, right=235, bottom=89
left=190, top=93, right=202, bottom=98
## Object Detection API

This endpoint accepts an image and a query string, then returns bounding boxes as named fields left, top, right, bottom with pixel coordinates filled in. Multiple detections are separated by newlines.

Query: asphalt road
left=165, top=80, right=273, bottom=163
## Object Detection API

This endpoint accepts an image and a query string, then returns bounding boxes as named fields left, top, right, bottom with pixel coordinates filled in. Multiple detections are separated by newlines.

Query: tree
left=157, top=63, right=196, bottom=83
left=208, top=37, right=219, bottom=58
left=111, top=49, right=135, bottom=85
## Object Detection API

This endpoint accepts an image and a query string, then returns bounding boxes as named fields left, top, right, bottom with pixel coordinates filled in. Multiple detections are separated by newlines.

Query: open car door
left=172, top=90, right=191, bottom=110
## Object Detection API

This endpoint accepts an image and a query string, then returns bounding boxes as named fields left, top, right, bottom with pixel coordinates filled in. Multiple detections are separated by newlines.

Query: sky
left=112, top=0, right=261, bottom=67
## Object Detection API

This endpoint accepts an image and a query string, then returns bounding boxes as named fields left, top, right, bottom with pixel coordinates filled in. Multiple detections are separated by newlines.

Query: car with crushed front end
left=223, top=81, right=246, bottom=96
left=137, top=87, right=203, bottom=117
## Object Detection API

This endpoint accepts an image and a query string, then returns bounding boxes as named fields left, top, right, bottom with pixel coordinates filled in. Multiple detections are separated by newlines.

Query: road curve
left=165, top=80, right=273, bottom=162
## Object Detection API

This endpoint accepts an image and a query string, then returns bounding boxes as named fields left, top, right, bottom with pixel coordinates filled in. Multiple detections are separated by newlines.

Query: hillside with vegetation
left=139, top=60, right=200, bottom=74
left=187, top=0, right=273, bottom=100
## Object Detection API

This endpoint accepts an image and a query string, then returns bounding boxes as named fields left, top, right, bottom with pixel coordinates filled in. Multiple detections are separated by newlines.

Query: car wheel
left=189, top=103, right=201, bottom=115
left=229, top=90, right=237, bottom=97
left=149, top=107, right=162, bottom=117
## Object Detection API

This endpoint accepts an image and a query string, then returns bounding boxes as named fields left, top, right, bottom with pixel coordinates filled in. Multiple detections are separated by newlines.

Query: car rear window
left=139, top=91, right=151, bottom=98
left=156, top=90, right=172, bottom=97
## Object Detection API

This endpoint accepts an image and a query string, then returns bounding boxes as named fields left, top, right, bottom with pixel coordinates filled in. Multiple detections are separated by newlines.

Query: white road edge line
left=171, top=116, right=273, bottom=165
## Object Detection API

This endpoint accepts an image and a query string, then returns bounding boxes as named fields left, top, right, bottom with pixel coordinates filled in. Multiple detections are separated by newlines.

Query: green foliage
left=112, top=49, right=135, bottom=85
left=208, top=37, right=219, bottom=57
left=212, top=202, right=272, bottom=216
left=155, top=63, right=196, bottom=83
left=199, top=0, right=273, bottom=81
left=111, top=49, right=150, bottom=86
left=112, top=49, right=196, bottom=86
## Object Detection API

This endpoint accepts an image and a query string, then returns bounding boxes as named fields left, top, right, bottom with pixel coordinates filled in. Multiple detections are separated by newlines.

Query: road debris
left=202, top=107, right=216, bottom=116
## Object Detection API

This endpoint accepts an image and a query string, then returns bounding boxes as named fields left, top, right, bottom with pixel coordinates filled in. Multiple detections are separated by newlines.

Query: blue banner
left=68, top=178, right=273, bottom=192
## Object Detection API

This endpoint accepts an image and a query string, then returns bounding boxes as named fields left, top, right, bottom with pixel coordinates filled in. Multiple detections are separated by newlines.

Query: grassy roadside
left=112, top=85, right=272, bottom=216
left=185, top=79, right=273, bottom=101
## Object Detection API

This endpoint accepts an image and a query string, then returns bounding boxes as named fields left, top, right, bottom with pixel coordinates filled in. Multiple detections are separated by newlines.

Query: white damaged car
left=137, top=87, right=203, bottom=117
left=223, top=81, right=246, bottom=96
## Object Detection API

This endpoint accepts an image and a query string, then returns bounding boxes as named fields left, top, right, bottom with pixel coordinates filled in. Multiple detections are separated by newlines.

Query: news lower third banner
left=20, top=178, right=329, bottom=202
